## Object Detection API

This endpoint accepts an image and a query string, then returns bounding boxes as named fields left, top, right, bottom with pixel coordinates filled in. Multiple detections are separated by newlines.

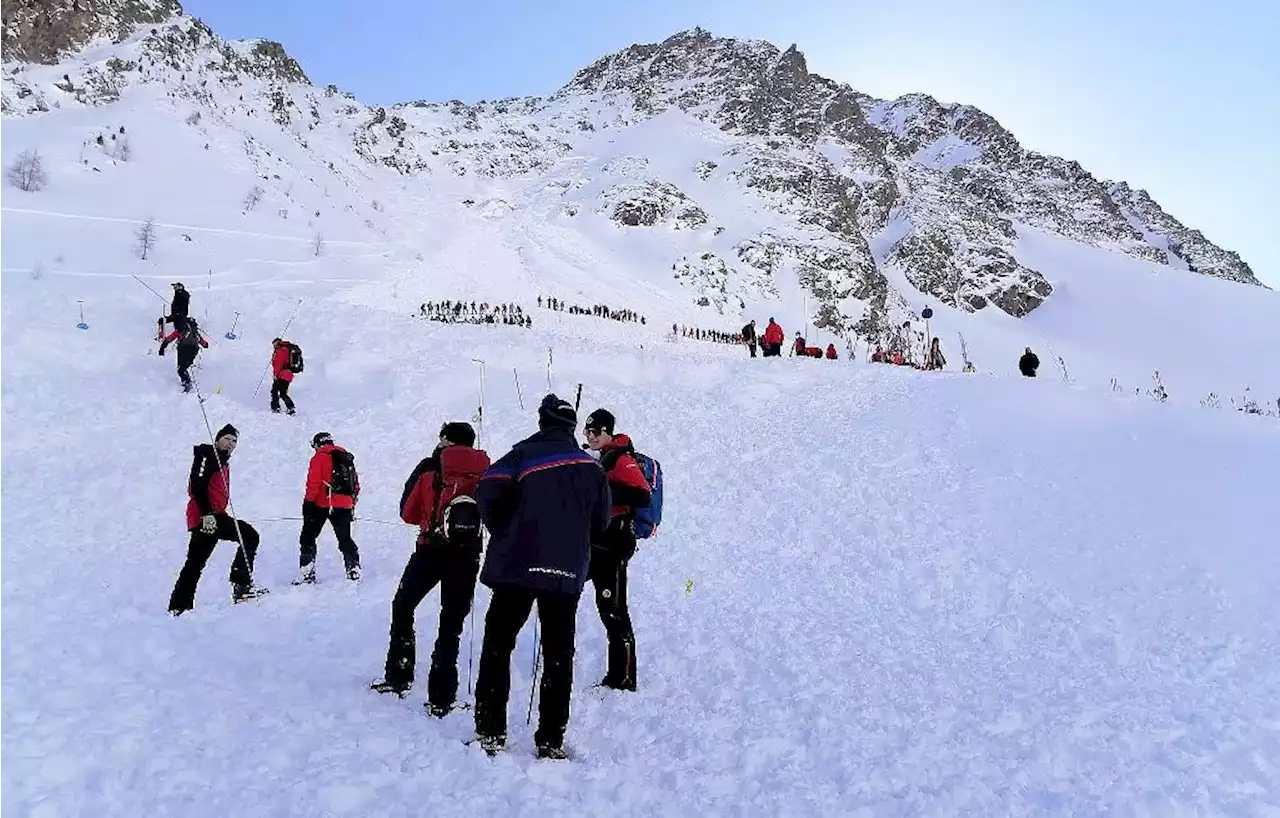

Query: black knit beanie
left=537, top=394, right=577, bottom=430
left=439, top=421, right=476, bottom=447
left=216, top=424, right=239, bottom=441
left=584, top=408, right=615, bottom=435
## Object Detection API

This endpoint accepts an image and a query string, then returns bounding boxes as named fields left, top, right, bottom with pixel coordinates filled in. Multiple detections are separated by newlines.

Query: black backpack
left=429, top=470, right=481, bottom=546
left=287, top=343, right=305, bottom=373
left=328, top=449, right=358, bottom=498
left=180, top=320, right=202, bottom=346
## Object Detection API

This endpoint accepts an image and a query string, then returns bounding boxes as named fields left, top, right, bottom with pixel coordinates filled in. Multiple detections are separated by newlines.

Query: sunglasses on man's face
left=584, top=428, right=602, bottom=437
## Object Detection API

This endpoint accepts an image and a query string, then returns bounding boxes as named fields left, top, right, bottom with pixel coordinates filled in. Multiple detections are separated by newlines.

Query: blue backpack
left=632, top=452, right=663, bottom=539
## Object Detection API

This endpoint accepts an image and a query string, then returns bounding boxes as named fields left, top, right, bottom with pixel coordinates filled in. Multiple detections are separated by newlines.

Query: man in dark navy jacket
left=471, top=394, right=611, bottom=759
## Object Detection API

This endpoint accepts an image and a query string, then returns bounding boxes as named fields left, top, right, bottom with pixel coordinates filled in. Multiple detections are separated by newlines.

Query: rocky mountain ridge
left=1, top=5, right=1262, bottom=342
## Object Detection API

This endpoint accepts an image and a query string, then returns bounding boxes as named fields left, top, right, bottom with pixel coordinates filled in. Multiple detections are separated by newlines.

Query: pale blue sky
left=185, top=0, right=1279, bottom=286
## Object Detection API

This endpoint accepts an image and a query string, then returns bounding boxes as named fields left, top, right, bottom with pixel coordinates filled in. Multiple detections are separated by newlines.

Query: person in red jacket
left=371, top=422, right=492, bottom=717
left=168, top=425, right=267, bottom=614
left=583, top=408, right=652, bottom=691
left=793, top=332, right=806, bottom=357
left=295, top=432, right=361, bottom=584
left=761, top=318, right=784, bottom=357
left=826, top=343, right=838, bottom=360
left=270, top=338, right=297, bottom=415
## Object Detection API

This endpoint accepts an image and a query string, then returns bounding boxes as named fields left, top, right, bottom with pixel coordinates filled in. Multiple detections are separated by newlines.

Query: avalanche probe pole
left=190, top=375, right=254, bottom=576
left=513, top=368, right=525, bottom=410
left=467, top=358, right=487, bottom=697
left=131, top=274, right=167, bottom=303
left=252, top=299, right=303, bottom=397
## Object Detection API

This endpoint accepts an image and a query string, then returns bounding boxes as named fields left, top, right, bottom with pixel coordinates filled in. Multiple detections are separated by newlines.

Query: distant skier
left=471, top=395, right=610, bottom=759
left=157, top=281, right=190, bottom=339
left=583, top=408, right=651, bottom=692
left=925, top=337, right=947, bottom=370
left=371, top=422, right=490, bottom=716
left=296, top=432, right=362, bottom=584
left=158, top=317, right=209, bottom=392
left=168, top=425, right=268, bottom=614
left=1019, top=347, right=1040, bottom=377
left=741, top=320, right=757, bottom=358
left=270, top=338, right=299, bottom=415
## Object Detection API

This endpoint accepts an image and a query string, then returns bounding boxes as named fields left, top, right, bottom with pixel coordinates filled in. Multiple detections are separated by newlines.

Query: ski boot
left=232, top=583, right=269, bottom=603
left=293, top=563, right=317, bottom=586
left=369, top=678, right=412, bottom=698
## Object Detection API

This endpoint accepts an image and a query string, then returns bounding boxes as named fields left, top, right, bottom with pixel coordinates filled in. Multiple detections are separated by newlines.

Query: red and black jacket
left=186, top=444, right=230, bottom=531
left=594, top=435, right=651, bottom=551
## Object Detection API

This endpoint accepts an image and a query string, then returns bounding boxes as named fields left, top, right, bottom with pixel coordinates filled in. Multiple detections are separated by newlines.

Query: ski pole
left=252, top=299, right=303, bottom=397
left=526, top=617, right=540, bottom=725
left=131, top=274, right=167, bottom=303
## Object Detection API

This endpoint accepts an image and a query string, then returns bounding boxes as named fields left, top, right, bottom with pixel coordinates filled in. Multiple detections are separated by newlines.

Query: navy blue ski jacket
left=476, top=427, right=611, bottom=596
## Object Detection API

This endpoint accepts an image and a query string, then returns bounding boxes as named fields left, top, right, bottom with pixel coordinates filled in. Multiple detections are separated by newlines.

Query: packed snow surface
left=4, top=229, right=1280, bottom=816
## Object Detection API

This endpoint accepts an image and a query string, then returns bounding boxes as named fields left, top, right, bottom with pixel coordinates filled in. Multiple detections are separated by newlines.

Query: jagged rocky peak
left=558, top=28, right=877, bottom=143
left=1107, top=181, right=1262, bottom=287
left=2, top=0, right=183, bottom=63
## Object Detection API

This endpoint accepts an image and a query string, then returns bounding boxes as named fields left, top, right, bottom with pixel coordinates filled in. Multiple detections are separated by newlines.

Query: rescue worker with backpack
left=582, top=408, right=658, bottom=692
left=158, top=317, right=209, bottom=393
left=371, top=422, right=491, bottom=718
left=295, top=432, right=361, bottom=584
left=270, top=338, right=302, bottom=415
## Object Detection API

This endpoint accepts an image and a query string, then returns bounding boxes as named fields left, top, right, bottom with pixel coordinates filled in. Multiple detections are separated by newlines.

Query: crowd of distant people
left=670, top=324, right=742, bottom=346
left=419, top=301, right=532, bottom=328
left=538, top=296, right=646, bottom=325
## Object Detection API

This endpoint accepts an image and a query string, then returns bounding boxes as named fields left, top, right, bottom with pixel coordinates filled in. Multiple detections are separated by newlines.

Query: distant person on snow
left=1019, top=347, right=1040, bottom=377
left=296, top=432, right=362, bottom=585
left=167, top=425, right=268, bottom=615
left=761, top=318, right=784, bottom=357
left=371, top=422, right=491, bottom=718
left=925, top=337, right=947, bottom=370
left=583, top=408, right=651, bottom=692
left=793, top=332, right=806, bottom=357
left=471, top=395, right=610, bottom=759
left=270, top=338, right=299, bottom=415
left=158, top=317, right=209, bottom=393
left=871, top=346, right=886, bottom=363
left=157, top=281, right=190, bottom=339
left=741, top=320, right=758, bottom=358
left=825, top=344, right=838, bottom=360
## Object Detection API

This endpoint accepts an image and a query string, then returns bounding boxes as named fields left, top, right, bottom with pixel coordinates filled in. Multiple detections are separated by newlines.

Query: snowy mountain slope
left=4, top=247, right=1280, bottom=816
left=3, top=8, right=1267, bottom=350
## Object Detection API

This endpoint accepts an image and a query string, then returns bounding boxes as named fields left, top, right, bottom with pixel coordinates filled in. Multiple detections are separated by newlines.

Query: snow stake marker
left=225, top=311, right=241, bottom=340
left=76, top=300, right=89, bottom=330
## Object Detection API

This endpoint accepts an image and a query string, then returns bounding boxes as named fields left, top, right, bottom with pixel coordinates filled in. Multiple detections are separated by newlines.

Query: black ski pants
left=298, top=505, right=359, bottom=570
left=168, top=514, right=260, bottom=612
left=747, top=341, right=758, bottom=358
left=176, top=344, right=198, bottom=389
left=589, top=545, right=637, bottom=689
left=270, top=378, right=295, bottom=412
left=474, top=584, right=580, bottom=748
left=382, top=545, right=482, bottom=707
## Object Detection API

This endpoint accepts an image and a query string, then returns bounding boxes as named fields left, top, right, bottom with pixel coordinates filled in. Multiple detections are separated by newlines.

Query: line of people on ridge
left=538, top=296, right=646, bottom=325
left=671, top=324, right=743, bottom=345
left=418, top=301, right=532, bottom=328
left=155, top=282, right=305, bottom=413
left=165, top=395, right=664, bottom=761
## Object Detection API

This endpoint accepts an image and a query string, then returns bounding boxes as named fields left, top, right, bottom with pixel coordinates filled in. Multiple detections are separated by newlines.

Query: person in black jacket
left=1019, top=347, right=1040, bottom=377
left=471, top=394, right=610, bottom=760
left=157, top=282, right=191, bottom=339
left=741, top=320, right=757, bottom=358
left=158, top=318, right=209, bottom=392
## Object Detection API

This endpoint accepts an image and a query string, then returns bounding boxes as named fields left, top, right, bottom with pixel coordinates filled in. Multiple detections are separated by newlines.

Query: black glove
left=158, top=347, right=166, bottom=356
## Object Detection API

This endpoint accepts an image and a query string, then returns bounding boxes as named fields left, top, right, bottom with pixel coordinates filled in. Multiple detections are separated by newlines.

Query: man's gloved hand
left=200, top=514, right=217, bottom=534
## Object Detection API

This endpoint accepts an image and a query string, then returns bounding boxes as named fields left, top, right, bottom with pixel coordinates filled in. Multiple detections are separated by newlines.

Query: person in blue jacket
left=471, top=393, right=611, bottom=760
